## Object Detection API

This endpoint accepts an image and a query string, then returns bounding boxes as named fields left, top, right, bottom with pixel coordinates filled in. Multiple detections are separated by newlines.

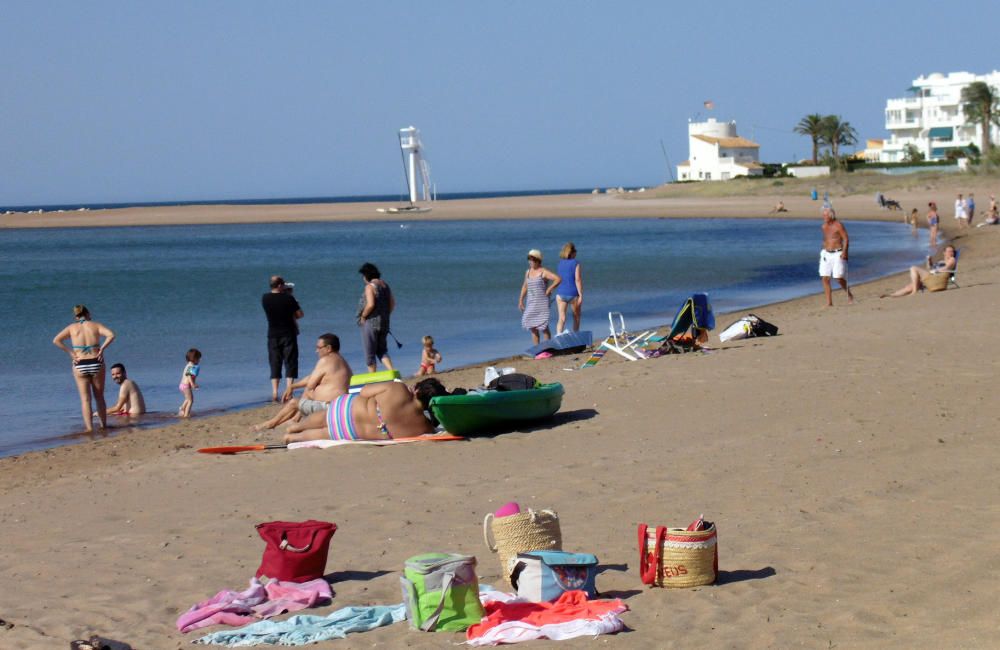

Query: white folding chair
left=600, top=312, right=655, bottom=361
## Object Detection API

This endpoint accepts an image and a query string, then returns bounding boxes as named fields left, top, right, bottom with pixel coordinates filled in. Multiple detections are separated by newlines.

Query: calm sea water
left=0, top=217, right=927, bottom=457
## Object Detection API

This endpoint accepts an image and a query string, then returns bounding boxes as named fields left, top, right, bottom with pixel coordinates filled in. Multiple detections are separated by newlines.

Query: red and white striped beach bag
left=638, top=518, right=718, bottom=588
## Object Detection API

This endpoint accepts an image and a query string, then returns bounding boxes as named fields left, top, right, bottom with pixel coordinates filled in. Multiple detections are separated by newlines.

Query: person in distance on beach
left=254, top=333, right=352, bottom=431
left=107, top=363, right=145, bottom=416
left=282, top=378, right=446, bottom=443
left=879, top=245, right=957, bottom=298
left=818, top=207, right=854, bottom=307
left=954, top=193, right=966, bottom=228
left=519, top=249, right=561, bottom=344
left=261, top=276, right=303, bottom=402
left=555, top=242, right=583, bottom=334
left=357, top=262, right=396, bottom=374
left=926, top=202, right=940, bottom=248
left=178, top=348, right=201, bottom=417
left=52, top=305, right=116, bottom=433
left=417, top=335, right=443, bottom=375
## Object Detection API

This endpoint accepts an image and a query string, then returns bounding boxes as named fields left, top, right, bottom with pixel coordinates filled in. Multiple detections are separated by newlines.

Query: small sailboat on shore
left=377, top=126, right=433, bottom=214
left=376, top=204, right=431, bottom=214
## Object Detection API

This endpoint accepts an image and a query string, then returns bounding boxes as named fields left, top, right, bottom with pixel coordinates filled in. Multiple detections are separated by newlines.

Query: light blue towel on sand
left=194, top=603, right=405, bottom=647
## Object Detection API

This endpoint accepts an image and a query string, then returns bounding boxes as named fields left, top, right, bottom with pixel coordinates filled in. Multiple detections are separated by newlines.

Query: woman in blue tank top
left=555, top=242, right=583, bottom=333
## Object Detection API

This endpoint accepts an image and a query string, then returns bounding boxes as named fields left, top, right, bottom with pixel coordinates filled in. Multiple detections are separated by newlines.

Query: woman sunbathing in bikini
left=282, top=378, right=447, bottom=444
left=880, top=245, right=957, bottom=298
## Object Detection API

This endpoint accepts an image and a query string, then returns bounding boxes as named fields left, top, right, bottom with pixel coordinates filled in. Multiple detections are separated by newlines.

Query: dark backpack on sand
left=747, top=314, right=779, bottom=337
left=487, top=373, right=538, bottom=391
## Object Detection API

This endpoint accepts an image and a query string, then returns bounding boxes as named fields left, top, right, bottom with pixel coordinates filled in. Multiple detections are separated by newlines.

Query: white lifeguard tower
left=398, top=126, right=433, bottom=203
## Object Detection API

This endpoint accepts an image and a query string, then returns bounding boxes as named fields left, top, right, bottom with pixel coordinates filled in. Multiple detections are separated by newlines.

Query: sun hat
left=527, top=249, right=543, bottom=261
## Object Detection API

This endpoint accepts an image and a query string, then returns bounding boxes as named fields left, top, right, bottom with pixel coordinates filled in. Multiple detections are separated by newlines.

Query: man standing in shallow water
left=819, top=207, right=854, bottom=307
left=261, top=276, right=303, bottom=402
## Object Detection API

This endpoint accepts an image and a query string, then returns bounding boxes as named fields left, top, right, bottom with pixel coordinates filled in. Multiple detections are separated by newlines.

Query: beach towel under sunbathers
left=327, top=394, right=358, bottom=441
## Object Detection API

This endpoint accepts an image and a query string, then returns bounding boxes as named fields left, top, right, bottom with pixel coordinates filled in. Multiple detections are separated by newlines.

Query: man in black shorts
left=261, top=275, right=303, bottom=401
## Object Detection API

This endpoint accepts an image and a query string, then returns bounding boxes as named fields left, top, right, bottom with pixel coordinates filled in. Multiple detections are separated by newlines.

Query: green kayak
left=430, top=382, right=565, bottom=436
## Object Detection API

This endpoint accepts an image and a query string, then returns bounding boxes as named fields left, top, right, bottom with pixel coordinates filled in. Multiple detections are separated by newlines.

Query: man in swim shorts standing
left=255, top=333, right=352, bottom=431
left=261, top=276, right=303, bottom=401
left=819, top=207, right=854, bottom=307
left=107, top=363, right=146, bottom=415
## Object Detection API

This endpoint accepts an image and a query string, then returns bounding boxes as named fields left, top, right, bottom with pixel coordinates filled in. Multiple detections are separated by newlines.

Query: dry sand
left=1, top=178, right=999, bottom=648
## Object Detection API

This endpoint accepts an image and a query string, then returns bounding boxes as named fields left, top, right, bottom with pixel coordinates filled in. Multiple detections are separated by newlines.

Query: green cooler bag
left=400, top=552, right=485, bottom=632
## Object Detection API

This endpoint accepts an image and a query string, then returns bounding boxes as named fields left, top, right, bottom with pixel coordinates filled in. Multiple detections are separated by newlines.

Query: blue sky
left=3, top=1, right=998, bottom=207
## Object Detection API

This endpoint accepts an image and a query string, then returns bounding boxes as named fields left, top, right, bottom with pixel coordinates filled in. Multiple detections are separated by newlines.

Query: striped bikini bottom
left=326, top=394, right=359, bottom=441
left=74, top=358, right=103, bottom=377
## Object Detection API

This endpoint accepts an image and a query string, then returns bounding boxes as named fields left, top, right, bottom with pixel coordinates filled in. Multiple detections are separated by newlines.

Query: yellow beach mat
left=348, top=370, right=402, bottom=393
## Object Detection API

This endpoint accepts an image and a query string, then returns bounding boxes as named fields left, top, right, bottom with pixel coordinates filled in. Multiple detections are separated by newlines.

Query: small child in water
left=178, top=348, right=202, bottom=417
left=417, top=335, right=442, bottom=375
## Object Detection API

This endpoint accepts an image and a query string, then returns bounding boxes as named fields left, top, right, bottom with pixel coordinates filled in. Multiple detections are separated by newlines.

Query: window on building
left=705, top=172, right=712, bottom=180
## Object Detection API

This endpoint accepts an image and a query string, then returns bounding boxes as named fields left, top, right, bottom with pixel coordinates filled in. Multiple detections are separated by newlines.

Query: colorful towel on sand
left=287, top=434, right=464, bottom=450
left=177, top=578, right=332, bottom=633
left=193, top=604, right=405, bottom=646
left=467, top=590, right=627, bottom=645
left=580, top=348, right=605, bottom=369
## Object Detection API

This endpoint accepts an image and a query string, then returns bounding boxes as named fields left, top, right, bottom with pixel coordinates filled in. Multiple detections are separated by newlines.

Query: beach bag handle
left=483, top=513, right=497, bottom=552
left=638, top=524, right=667, bottom=586
left=419, top=571, right=455, bottom=632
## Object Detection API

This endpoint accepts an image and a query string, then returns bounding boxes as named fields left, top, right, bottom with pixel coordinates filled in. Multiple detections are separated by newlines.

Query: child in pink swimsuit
left=178, top=348, right=201, bottom=417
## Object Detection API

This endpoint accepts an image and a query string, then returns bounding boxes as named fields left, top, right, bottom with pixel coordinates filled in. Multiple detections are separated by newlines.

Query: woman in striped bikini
left=282, top=378, right=447, bottom=444
left=518, top=249, right=561, bottom=345
left=52, top=305, right=116, bottom=433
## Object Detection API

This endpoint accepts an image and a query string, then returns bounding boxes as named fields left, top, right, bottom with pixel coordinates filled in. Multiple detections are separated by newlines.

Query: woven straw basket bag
left=638, top=522, right=718, bottom=588
left=483, top=509, right=562, bottom=584
left=924, top=272, right=949, bottom=292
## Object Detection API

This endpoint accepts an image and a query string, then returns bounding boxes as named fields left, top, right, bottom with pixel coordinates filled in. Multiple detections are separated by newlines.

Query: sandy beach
left=2, top=171, right=995, bottom=228
left=1, top=178, right=999, bottom=648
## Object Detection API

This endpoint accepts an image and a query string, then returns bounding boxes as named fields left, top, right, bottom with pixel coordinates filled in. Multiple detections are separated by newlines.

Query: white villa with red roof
left=677, top=118, right=763, bottom=181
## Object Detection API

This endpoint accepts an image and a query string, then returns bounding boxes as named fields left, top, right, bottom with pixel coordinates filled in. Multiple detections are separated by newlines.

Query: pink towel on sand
left=177, top=577, right=332, bottom=633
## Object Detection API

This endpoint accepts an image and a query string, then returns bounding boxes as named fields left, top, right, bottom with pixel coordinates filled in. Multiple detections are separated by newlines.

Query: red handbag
left=255, top=520, right=337, bottom=582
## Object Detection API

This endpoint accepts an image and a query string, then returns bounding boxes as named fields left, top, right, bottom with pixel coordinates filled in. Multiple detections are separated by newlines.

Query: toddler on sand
left=417, top=335, right=442, bottom=375
left=178, top=348, right=202, bottom=417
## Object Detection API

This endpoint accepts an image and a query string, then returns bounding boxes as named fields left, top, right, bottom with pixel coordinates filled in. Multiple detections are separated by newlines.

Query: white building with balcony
left=677, top=118, right=762, bottom=181
left=882, top=70, right=1000, bottom=162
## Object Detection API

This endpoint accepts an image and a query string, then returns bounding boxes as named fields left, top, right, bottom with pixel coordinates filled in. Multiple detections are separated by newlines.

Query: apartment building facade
left=882, top=70, right=1000, bottom=162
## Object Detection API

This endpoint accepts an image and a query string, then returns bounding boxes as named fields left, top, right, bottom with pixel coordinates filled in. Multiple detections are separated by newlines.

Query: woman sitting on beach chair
left=880, top=245, right=957, bottom=298
left=282, top=378, right=447, bottom=443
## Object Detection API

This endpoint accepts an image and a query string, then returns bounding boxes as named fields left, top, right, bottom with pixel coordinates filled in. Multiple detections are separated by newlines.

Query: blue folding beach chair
left=665, top=293, right=716, bottom=340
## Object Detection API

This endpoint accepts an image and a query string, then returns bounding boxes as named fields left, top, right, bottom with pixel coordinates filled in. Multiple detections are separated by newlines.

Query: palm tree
left=794, top=114, right=826, bottom=164
left=820, top=115, right=858, bottom=161
left=961, top=81, right=1000, bottom=156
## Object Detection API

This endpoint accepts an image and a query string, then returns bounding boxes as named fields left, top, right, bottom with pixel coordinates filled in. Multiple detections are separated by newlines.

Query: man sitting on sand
left=107, top=363, right=146, bottom=416
left=768, top=201, right=788, bottom=214
left=254, top=333, right=352, bottom=431
left=283, top=378, right=447, bottom=443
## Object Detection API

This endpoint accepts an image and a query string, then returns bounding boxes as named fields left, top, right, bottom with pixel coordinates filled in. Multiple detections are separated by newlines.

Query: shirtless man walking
left=254, top=333, right=352, bottom=431
left=819, top=207, right=854, bottom=307
left=107, top=363, right=146, bottom=415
